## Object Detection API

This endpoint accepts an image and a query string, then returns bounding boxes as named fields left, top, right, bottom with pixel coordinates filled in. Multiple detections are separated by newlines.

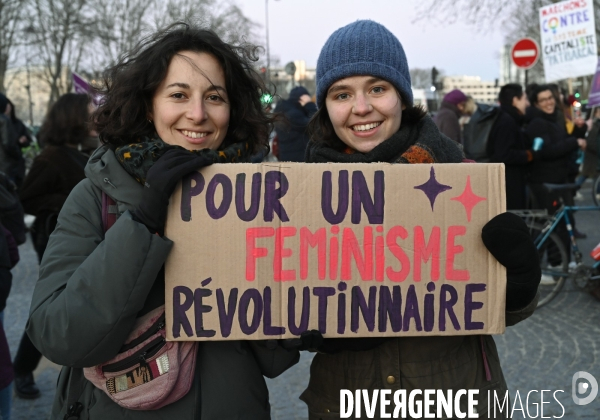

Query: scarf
left=305, top=116, right=464, bottom=164
left=115, top=138, right=252, bottom=184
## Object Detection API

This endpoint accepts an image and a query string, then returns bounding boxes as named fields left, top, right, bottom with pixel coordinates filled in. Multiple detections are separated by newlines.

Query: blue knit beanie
left=316, top=20, right=412, bottom=107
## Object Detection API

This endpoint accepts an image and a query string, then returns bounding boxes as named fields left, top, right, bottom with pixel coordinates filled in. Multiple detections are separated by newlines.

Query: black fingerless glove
left=135, top=148, right=214, bottom=235
left=482, top=212, right=541, bottom=311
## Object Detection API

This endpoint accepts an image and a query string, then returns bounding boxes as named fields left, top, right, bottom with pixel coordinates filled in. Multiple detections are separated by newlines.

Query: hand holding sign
left=482, top=213, right=541, bottom=311
left=136, top=149, right=214, bottom=234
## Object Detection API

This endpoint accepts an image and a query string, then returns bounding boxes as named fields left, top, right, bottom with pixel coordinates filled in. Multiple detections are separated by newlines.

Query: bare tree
left=414, top=0, right=520, bottom=29
left=0, top=0, right=29, bottom=92
left=415, top=0, right=600, bottom=44
left=152, top=0, right=259, bottom=44
left=24, top=0, right=95, bottom=107
left=92, top=0, right=153, bottom=71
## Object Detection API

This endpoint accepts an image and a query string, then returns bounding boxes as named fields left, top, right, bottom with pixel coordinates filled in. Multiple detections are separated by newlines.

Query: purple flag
left=588, top=58, right=600, bottom=108
left=72, top=72, right=103, bottom=106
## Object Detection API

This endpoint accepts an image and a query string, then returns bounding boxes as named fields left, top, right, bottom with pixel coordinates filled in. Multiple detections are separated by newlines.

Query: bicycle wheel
left=593, top=175, right=600, bottom=207
left=527, top=223, right=569, bottom=308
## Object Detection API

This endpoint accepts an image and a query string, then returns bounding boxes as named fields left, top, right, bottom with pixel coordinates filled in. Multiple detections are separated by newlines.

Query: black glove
left=281, top=330, right=324, bottom=351
left=135, top=148, right=213, bottom=234
left=481, top=212, right=541, bottom=311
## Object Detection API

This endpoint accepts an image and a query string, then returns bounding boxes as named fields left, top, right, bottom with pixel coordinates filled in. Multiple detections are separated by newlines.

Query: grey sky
left=239, top=0, right=507, bottom=82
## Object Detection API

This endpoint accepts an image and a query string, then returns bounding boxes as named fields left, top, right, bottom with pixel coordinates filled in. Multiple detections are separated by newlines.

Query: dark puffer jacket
left=26, top=145, right=299, bottom=419
left=524, top=107, right=579, bottom=184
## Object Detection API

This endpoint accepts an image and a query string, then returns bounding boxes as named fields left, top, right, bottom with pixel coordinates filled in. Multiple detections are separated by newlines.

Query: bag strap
left=101, top=191, right=118, bottom=233
left=63, top=368, right=85, bottom=420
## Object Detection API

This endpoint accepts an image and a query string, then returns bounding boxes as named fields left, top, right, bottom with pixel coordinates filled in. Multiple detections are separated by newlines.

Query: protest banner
left=165, top=163, right=506, bottom=341
left=539, top=0, right=598, bottom=82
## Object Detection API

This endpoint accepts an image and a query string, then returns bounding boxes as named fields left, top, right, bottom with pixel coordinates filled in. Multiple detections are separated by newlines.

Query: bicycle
left=511, top=183, right=600, bottom=308
left=593, top=175, right=600, bottom=207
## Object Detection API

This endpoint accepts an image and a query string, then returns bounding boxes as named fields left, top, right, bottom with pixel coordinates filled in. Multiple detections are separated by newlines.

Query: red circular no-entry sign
left=511, top=38, right=540, bottom=69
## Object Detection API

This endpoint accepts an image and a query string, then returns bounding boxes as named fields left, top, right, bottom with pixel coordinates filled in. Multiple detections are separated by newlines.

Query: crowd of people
left=433, top=83, right=598, bottom=218
left=0, top=16, right=597, bottom=420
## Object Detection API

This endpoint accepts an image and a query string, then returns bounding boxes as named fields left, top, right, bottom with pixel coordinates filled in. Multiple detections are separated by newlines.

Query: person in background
left=301, top=20, right=541, bottom=419
left=525, top=84, right=586, bottom=251
left=0, top=94, right=23, bottom=187
left=433, top=88, right=469, bottom=143
left=487, top=83, right=536, bottom=210
left=549, top=84, right=587, bottom=206
left=273, top=86, right=317, bottom=162
left=0, top=181, right=21, bottom=419
left=12, top=93, right=92, bottom=400
left=577, top=107, right=599, bottom=188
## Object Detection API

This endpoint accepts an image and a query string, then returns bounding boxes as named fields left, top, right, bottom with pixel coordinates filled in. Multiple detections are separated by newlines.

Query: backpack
left=462, top=103, right=500, bottom=163
left=81, top=192, right=198, bottom=411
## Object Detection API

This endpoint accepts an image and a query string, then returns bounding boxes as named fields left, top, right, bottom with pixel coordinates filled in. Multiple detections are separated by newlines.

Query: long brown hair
left=38, top=93, right=90, bottom=147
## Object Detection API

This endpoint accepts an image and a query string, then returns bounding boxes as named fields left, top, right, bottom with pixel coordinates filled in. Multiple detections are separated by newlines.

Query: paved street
left=4, top=180, right=600, bottom=419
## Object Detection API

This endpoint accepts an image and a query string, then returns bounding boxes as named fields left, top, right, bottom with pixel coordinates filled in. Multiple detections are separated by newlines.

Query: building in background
left=4, top=67, right=51, bottom=127
left=441, top=75, right=500, bottom=104
left=4, top=66, right=71, bottom=127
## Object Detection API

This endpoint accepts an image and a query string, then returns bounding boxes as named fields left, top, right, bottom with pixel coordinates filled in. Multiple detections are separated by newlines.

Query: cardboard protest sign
left=165, top=163, right=506, bottom=341
left=539, top=0, right=598, bottom=82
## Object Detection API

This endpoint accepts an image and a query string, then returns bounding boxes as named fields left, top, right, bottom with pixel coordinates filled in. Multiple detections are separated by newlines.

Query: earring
left=148, top=119, right=153, bottom=124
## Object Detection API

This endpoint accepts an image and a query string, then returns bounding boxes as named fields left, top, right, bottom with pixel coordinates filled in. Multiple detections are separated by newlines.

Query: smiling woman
left=24, top=23, right=299, bottom=420
left=325, top=76, right=403, bottom=153
left=300, top=19, right=542, bottom=420
left=151, top=51, right=231, bottom=151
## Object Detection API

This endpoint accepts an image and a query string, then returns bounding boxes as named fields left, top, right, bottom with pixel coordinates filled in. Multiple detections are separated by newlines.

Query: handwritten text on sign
left=165, top=163, right=506, bottom=340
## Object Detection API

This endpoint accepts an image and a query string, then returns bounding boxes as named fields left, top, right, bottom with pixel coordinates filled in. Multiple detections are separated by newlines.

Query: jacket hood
left=85, top=144, right=144, bottom=209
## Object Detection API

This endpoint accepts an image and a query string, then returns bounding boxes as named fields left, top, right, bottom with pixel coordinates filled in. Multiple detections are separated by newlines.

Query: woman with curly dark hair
left=25, top=23, right=297, bottom=419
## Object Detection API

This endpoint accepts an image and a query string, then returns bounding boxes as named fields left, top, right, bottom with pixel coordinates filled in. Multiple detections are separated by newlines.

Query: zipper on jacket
left=103, top=177, right=116, bottom=188
left=102, top=336, right=166, bottom=373
left=119, top=314, right=166, bottom=353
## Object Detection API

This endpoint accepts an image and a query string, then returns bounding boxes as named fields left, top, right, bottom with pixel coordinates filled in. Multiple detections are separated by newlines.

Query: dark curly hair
left=308, top=91, right=427, bottom=150
left=38, top=93, right=91, bottom=147
left=93, top=23, right=271, bottom=154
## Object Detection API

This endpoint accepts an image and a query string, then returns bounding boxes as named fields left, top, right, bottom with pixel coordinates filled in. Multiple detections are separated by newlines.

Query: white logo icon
left=572, top=371, right=598, bottom=405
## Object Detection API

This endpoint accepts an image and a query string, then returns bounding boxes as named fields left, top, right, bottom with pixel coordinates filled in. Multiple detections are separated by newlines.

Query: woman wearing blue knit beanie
left=301, top=20, right=541, bottom=419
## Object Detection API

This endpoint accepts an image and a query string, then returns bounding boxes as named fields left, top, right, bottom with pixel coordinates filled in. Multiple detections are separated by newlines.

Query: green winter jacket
left=26, top=145, right=299, bottom=419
